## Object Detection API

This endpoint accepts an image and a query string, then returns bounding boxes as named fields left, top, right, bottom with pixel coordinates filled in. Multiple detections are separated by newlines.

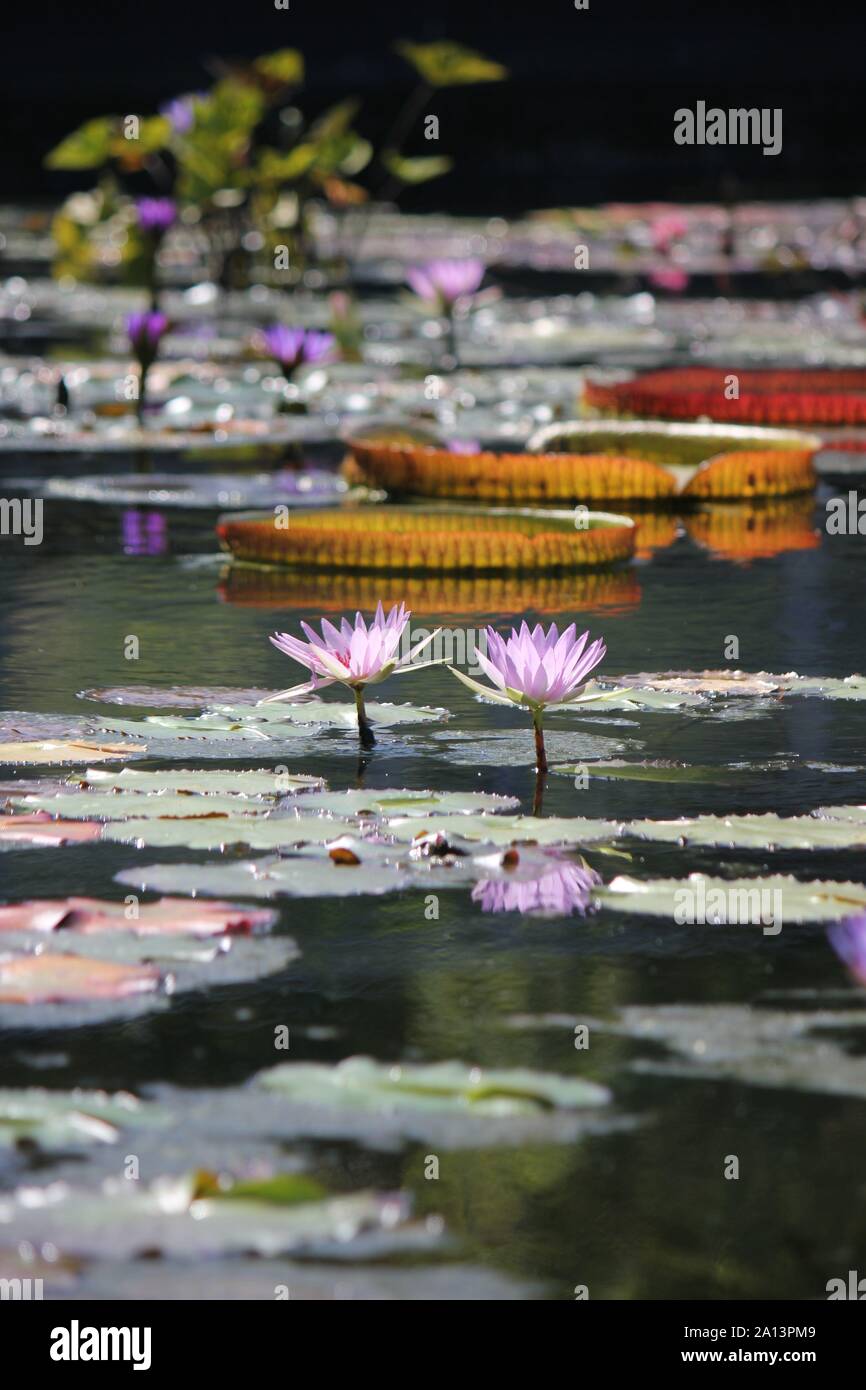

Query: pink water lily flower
left=261, top=325, right=335, bottom=378
left=260, top=602, right=442, bottom=747
left=406, top=259, right=485, bottom=309
left=449, top=621, right=612, bottom=772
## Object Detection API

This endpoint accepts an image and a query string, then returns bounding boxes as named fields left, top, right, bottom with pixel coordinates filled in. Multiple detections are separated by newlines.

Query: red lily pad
left=0, top=812, right=102, bottom=846
left=0, top=954, right=162, bottom=1004
left=0, top=897, right=277, bottom=937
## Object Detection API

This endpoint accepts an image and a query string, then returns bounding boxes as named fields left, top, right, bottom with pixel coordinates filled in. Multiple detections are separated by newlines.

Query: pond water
left=1, top=469, right=865, bottom=1299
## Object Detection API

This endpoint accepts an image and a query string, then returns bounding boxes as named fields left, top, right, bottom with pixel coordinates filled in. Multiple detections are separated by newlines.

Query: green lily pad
left=0, top=1087, right=165, bottom=1152
left=210, top=701, right=448, bottom=728
left=386, top=812, right=621, bottom=847
left=431, top=730, right=631, bottom=767
left=609, top=670, right=866, bottom=702
left=12, top=792, right=286, bottom=821
left=552, top=760, right=747, bottom=784
left=257, top=1057, right=609, bottom=1114
left=78, top=686, right=275, bottom=709
left=77, top=767, right=323, bottom=795
left=298, top=788, right=520, bottom=816
left=103, top=813, right=358, bottom=850
left=116, top=853, right=417, bottom=900
left=597, top=873, right=866, bottom=923
left=625, top=810, right=866, bottom=851
left=0, top=1174, right=428, bottom=1261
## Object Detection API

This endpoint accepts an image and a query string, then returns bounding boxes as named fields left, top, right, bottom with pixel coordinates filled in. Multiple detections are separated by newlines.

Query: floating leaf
left=0, top=813, right=102, bottom=847
left=0, top=954, right=161, bottom=1004
left=624, top=810, right=866, bottom=851
left=0, top=897, right=276, bottom=938
left=387, top=812, right=621, bottom=847
left=0, top=1087, right=164, bottom=1152
left=552, top=759, right=744, bottom=784
left=299, top=788, right=520, bottom=816
left=0, top=740, right=146, bottom=765
left=102, top=813, right=358, bottom=851
left=76, top=767, right=323, bottom=795
left=598, top=873, right=866, bottom=923
left=610, top=670, right=866, bottom=701
left=116, top=853, right=415, bottom=900
left=78, top=685, right=275, bottom=709
left=0, top=1175, right=425, bottom=1261
left=14, top=791, right=287, bottom=821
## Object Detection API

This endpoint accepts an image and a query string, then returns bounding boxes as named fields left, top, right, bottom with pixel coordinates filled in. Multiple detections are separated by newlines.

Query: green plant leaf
left=395, top=40, right=507, bottom=86
left=252, top=48, right=305, bottom=87
left=45, top=117, right=117, bottom=170
left=381, top=151, right=453, bottom=184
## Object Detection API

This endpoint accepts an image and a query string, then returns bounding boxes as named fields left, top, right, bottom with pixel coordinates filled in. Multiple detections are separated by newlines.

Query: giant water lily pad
left=0, top=1087, right=164, bottom=1152
left=431, top=729, right=632, bottom=767
left=597, top=873, right=866, bottom=923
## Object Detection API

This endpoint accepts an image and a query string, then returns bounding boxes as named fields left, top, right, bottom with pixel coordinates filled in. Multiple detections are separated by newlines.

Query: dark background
left=3, top=0, right=864, bottom=211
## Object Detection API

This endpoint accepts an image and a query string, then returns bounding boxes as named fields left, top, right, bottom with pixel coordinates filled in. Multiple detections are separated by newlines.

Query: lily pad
left=386, top=812, right=622, bottom=847
left=431, top=729, right=631, bottom=767
left=115, top=854, right=416, bottom=900
left=257, top=1056, right=609, bottom=1114
left=0, top=740, right=146, bottom=765
left=0, top=813, right=102, bottom=847
left=76, top=767, right=323, bottom=795
left=0, top=897, right=277, bottom=937
left=0, top=1087, right=165, bottom=1152
left=14, top=791, right=290, bottom=821
left=78, top=685, right=276, bottom=709
left=624, top=810, right=866, bottom=851
left=597, top=873, right=866, bottom=923
left=552, top=759, right=748, bottom=784
left=609, top=669, right=866, bottom=701
left=0, top=1175, right=429, bottom=1261
left=0, top=954, right=161, bottom=1004
left=298, top=787, right=521, bottom=816
left=102, top=813, right=358, bottom=850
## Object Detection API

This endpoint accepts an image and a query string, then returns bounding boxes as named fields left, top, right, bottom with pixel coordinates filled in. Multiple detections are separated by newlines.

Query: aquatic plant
left=259, top=325, right=335, bottom=382
left=449, top=622, right=607, bottom=772
left=260, top=602, right=442, bottom=748
left=125, top=311, right=168, bottom=425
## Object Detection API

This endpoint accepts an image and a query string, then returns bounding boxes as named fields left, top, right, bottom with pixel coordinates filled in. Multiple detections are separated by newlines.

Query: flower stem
left=355, top=686, right=376, bottom=749
left=532, top=765, right=546, bottom=817
left=136, top=365, right=149, bottom=427
left=533, top=710, right=548, bottom=773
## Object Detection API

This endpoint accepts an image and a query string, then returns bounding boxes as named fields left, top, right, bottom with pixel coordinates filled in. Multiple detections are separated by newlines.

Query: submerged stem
left=355, top=686, right=376, bottom=749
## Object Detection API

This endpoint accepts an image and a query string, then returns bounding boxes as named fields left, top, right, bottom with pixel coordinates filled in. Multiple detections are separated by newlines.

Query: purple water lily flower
left=450, top=621, right=611, bottom=772
left=126, top=312, right=169, bottom=364
left=136, top=197, right=177, bottom=236
left=406, top=259, right=485, bottom=309
left=828, top=913, right=866, bottom=986
left=260, top=601, right=443, bottom=748
left=472, top=860, right=600, bottom=917
left=261, top=325, right=335, bottom=379
left=126, top=312, right=168, bottom=425
left=160, top=95, right=196, bottom=134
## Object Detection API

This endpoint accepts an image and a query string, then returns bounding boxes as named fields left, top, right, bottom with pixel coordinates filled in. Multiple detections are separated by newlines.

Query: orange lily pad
left=0, top=954, right=162, bottom=1004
